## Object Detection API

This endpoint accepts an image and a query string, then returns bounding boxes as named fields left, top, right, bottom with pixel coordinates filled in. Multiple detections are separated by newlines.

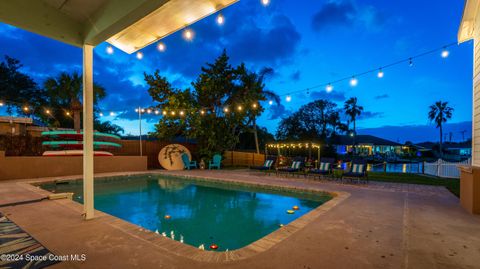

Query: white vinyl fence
left=423, top=158, right=471, bottom=178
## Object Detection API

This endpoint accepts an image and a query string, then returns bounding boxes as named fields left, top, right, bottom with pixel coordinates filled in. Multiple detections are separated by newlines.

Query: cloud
left=310, top=90, right=347, bottom=102
left=268, top=104, right=290, bottom=120
left=290, top=70, right=301, bottom=81
left=358, top=111, right=383, bottom=120
left=374, top=94, right=389, bottom=100
left=311, top=0, right=384, bottom=32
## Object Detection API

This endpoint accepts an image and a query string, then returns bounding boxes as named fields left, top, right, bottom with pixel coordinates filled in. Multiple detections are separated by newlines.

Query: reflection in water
left=40, top=175, right=331, bottom=251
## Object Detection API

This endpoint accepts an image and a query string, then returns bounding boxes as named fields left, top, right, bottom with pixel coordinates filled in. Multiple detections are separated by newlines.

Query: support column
left=83, top=44, right=94, bottom=220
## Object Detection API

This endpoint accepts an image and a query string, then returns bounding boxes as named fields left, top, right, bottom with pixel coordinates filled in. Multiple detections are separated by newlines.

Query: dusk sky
left=0, top=0, right=472, bottom=143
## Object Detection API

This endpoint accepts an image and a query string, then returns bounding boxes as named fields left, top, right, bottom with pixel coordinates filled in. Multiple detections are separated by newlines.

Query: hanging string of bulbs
left=280, top=41, right=459, bottom=102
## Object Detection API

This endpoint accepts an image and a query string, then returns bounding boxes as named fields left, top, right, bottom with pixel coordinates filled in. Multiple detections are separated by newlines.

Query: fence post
left=436, top=159, right=441, bottom=177
left=422, top=161, right=425, bottom=174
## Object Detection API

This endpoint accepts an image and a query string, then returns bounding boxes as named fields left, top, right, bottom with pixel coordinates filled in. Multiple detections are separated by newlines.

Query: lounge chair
left=308, top=157, right=335, bottom=179
left=341, top=159, right=368, bottom=183
left=209, top=154, right=222, bottom=169
left=277, top=157, right=304, bottom=177
left=250, top=157, right=276, bottom=171
left=181, top=153, right=197, bottom=170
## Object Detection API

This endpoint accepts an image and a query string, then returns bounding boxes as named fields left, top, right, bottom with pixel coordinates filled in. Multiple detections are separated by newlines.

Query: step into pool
left=40, top=174, right=332, bottom=251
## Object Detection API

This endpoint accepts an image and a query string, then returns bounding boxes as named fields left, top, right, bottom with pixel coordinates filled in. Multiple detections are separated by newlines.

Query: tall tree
left=44, top=72, right=106, bottom=130
left=343, top=97, right=363, bottom=153
left=145, top=50, right=273, bottom=158
left=0, top=56, right=46, bottom=117
left=428, top=101, right=453, bottom=157
left=237, top=66, right=279, bottom=154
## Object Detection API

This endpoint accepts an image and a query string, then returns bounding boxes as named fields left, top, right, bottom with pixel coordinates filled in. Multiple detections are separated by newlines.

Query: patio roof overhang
left=0, top=0, right=238, bottom=54
left=0, top=0, right=239, bottom=220
left=458, top=0, right=480, bottom=43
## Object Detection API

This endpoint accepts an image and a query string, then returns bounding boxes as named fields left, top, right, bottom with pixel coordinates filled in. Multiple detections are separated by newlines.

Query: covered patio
left=0, top=0, right=238, bottom=220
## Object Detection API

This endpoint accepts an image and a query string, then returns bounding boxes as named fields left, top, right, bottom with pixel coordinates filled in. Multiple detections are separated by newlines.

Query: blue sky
left=0, top=0, right=473, bottom=143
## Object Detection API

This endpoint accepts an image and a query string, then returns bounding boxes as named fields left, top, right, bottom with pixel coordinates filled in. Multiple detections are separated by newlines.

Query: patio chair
left=181, top=153, right=197, bottom=170
left=341, top=159, right=368, bottom=183
left=277, top=157, right=305, bottom=177
left=250, top=157, right=277, bottom=171
left=308, top=157, right=335, bottom=179
left=209, top=154, right=222, bottom=170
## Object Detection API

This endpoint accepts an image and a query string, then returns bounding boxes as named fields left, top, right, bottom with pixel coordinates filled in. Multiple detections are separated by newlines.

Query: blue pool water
left=40, top=175, right=331, bottom=251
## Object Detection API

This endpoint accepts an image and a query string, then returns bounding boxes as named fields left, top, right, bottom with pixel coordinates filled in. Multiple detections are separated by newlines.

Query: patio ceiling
left=458, top=0, right=479, bottom=43
left=0, top=0, right=238, bottom=53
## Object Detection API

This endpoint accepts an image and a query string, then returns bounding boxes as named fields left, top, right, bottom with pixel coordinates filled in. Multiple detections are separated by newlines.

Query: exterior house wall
left=473, top=5, right=480, bottom=166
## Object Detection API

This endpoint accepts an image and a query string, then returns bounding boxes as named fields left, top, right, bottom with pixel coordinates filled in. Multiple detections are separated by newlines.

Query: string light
left=409, top=58, right=413, bottom=67
left=252, top=103, right=257, bottom=109
left=147, top=109, right=152, bottom=114
left=99, top=112, right=104, bottom=116
left=286, top=95, right=291, bottom=102
left=157, top=42, right=166, bottom=52
left=66, top=112, right=71, bottom=116
left=377, top=69, right=384, bottom=78
left=349, top=77, right=358, bottom=87
left=135, top=108, right=139, bottom=113
left=23, top=106, right=29, bottom=112
left=136, top=52, right=144, bottom=60
left=237, top=105, right=243, bottom=111
left=200, top=110, right=205, bottom=115
left=155, top=110, right=160, bottom=115
left=268, top=100, right=273, bottom=105
left=183, top=29, right=194, bottom=41
left=0, top=101, right=3, bottom=106
left=141, top=109, right=145, bottom=113
left=171, top=111, right=176, bottom=116
left=162, top=111, right=167, bottom=115
left=216, top=14, right=225, bottom=25
left=110, top=112, right=115, bottom=116
left=326, top=84, right=333, bottom=93
left=261, top=0, right=270, bottom=6
left=106, top=46, right=114, bottom=55
left=180, top=111, right=185, bottom=116
left=441, top=47, right=449, bottom=58
left=45, top=109, right=51, bottom=115
left=224, top=107, right=229, bottom=113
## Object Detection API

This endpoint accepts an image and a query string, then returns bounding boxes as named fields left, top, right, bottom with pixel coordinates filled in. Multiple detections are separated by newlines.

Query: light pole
left=135, top=107, right=143, bottom=156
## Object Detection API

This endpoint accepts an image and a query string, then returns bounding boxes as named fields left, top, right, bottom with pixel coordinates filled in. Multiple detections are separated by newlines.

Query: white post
left=139, top=107, right=142, bottom=156
left=83, top=44, right=94, bottom=220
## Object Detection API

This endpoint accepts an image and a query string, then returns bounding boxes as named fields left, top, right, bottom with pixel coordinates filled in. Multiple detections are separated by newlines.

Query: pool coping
left=20, top=171, right=350, bottom=263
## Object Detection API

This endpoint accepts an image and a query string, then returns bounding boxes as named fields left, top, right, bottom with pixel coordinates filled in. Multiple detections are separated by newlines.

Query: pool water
left=40, top=175, right=331, bottom=251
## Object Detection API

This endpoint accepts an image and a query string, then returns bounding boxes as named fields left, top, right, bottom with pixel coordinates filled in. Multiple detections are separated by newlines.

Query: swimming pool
left=40, top=174, right=332, bottom=251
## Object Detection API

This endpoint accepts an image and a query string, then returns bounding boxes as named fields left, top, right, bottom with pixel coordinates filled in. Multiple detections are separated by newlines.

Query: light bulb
left=286, top=95, right=292, bottom=102
left=252, top=103, right=257, bottom=109
left=261, top=0, right=270, bottom=6
left=106, top=46, right=114, bottom=55
left=136, top=52, right=143, bottom=60
left=350, top=77, right=358, bottom=87
left=377, top=69, right=384, bottom=78
left=110, top=112, right=115, bottom=116
left=155, top=110, right=160, bottom=115
left=180, top=111, right=184, bottom=116
left=99, top=113, right=104, bottom=117
left=157, top=42, right=166, bottom=52
left=237, top=106, right=242, bottom=111
left=183, top=29, right=194, bottom=41
left=147, top=109, right=152, bottom=114
left=268, top=100, right=273, bottom=105
left=162, top=111, right=167, bottom=115
left=441, top=49, right=449, bottom=58
left=45, top=109, right=51, bottom=114
left=326, top=84, right=333, bottom=92
left=216, top=14, right=225, bottom=25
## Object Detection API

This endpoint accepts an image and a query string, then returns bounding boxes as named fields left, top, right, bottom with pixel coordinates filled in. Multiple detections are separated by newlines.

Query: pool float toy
left=41, top=130, right=121, bottom=156
left=210, top=244, right=219, bottom=250
left=164, top=215, right=171, bottom=220
left=41, top=130, right=121, bottom=141
left=286, top=210, right=295, bottom=214
left=292, top=205, right=300, bottom=210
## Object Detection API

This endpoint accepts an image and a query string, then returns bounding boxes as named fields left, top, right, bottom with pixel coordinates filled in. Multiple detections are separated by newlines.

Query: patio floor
left=1, top=169, right=479, bottom=269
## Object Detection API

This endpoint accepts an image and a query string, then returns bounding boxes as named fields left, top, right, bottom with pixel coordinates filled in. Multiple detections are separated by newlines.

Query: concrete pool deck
left=1, top=170, right=479, bottom=269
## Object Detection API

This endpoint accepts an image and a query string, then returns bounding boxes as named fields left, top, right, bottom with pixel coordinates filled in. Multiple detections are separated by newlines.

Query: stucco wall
left=0, top=155, right=148, bottom=180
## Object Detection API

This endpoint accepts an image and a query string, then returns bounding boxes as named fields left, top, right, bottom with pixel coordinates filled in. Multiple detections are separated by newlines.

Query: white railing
left=423, top=158, right=471, bottom=178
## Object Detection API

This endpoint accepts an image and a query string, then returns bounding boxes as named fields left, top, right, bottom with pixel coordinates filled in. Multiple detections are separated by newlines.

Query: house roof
left=331, top=135, right=402, bottom=146
left=0, top=0, right=238, bottom=53
left=458, top=0, right=479, bottom=43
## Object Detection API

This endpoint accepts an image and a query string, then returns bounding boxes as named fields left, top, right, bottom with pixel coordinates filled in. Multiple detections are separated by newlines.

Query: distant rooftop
left=332, top=135, right=402, bottom=146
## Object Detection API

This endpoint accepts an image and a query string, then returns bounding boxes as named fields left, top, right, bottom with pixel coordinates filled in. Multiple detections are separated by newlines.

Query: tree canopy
left=145, top=50, right=273, bottom=158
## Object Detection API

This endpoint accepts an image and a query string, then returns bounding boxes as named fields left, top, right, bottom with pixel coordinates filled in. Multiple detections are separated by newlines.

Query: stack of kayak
left=41, top=130, right=122, bottom=156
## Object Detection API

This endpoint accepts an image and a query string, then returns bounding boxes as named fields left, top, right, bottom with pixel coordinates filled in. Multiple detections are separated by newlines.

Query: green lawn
left=368, top=172, right=460, bottom=197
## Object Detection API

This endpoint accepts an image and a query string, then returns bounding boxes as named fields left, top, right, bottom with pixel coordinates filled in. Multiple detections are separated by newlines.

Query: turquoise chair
left=209, top=154, right=222, bottom=169
left=181, top=153, right=197, bottom=170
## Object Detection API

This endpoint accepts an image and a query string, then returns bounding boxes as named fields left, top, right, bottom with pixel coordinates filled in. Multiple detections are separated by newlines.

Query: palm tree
left=44, top=72, right=106, bottom=130
left=428, top=101, right=453, bottom=157
left=328, top=111, right=348, bottom=137
left=344, top=97, right=363, bottom=153
left=237, top=66, right=279, bottom=154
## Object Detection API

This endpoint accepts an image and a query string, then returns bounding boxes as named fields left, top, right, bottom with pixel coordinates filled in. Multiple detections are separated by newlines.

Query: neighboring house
left=416, top=141, right=472, bottom=157
left=0, top=116, right=52, bottom=137
left=332, top=135, right=406, bottom=156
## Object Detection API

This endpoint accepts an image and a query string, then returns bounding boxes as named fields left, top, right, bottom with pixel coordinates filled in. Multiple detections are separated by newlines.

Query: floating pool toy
left=210, top=244, right=219, bottom=250
left=164, top=215, right=171, bottom=220
left=286, top=210, right=295, bottom=214
left=41, top=130, right=121, bottom=141
left=293, top=205, right=300, bottom=210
